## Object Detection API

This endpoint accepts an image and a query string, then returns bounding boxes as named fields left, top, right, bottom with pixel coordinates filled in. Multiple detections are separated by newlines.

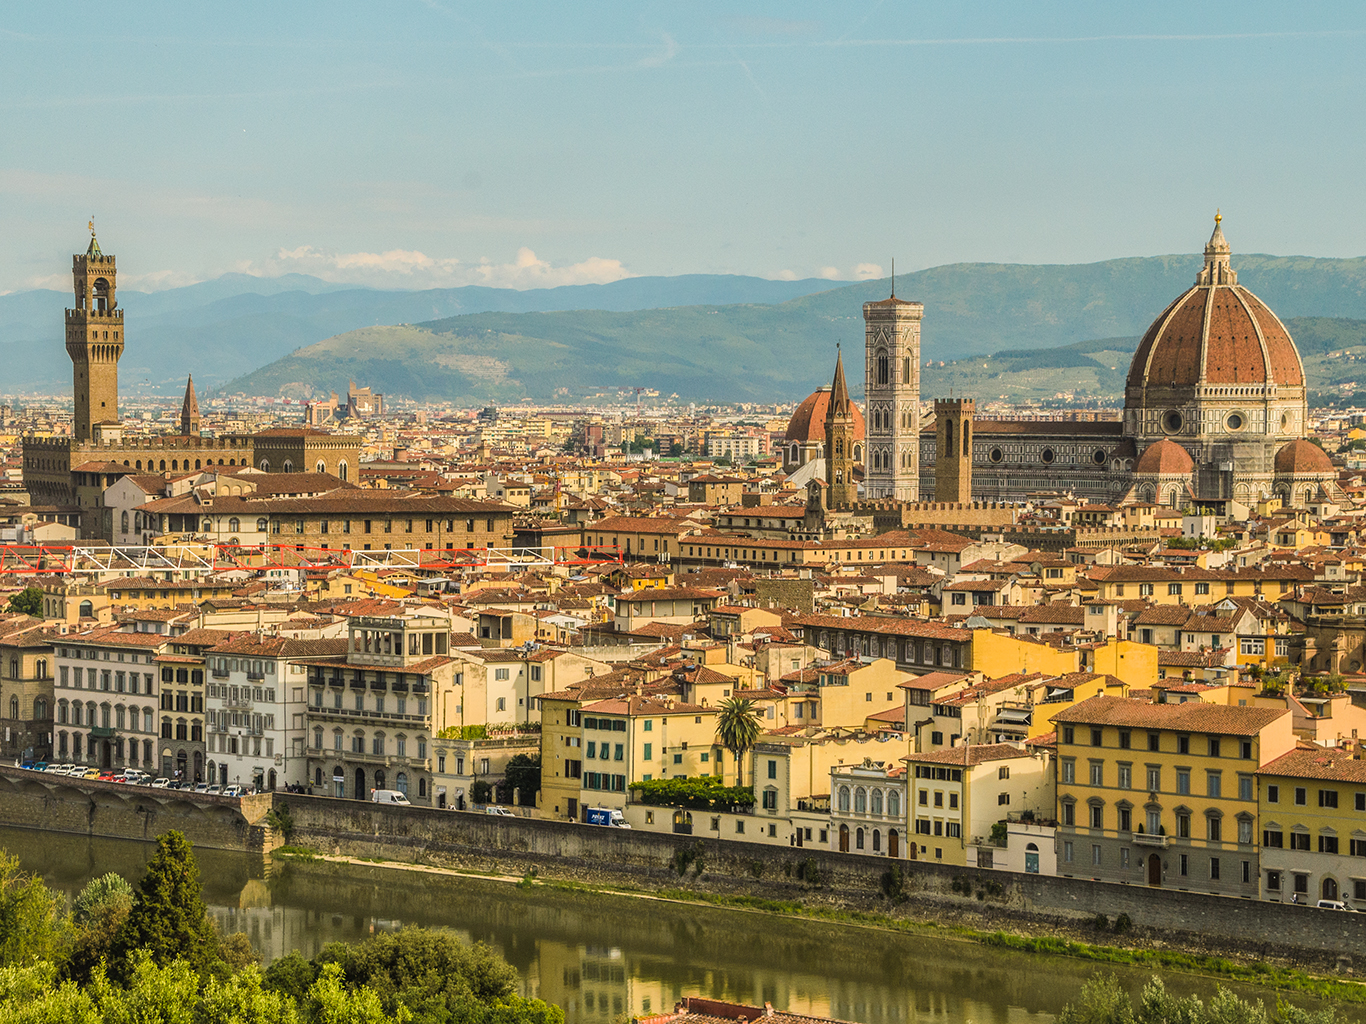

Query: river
left=1, top=826, right=1355, bottom=1024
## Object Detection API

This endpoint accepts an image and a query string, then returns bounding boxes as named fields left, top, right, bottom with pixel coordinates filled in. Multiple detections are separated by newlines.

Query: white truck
left=585, top=806, right=630, bottom=828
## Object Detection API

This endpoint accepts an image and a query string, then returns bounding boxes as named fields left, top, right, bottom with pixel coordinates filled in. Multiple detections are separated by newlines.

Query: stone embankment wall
left=278, top=794, right=1366, bottom=966
left=0, top=766, right=277, bottom=853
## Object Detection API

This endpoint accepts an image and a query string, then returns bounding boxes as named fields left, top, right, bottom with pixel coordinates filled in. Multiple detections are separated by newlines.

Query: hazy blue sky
left=4, top=2, right=1364, bottom=293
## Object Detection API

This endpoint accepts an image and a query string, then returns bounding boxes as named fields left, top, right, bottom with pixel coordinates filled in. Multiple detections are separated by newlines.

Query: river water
left=2, top=826, right=1355, bottom=1024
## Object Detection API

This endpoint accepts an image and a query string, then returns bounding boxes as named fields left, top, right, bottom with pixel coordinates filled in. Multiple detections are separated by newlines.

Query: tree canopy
left=714, top=698, right=763, bottom=785
left=110, top=831, right=218, bottom=978
left=5, top=587, right=42, bottom=617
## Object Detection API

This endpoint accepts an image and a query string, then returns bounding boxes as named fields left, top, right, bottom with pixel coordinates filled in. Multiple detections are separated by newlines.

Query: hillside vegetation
left=220, top=252, right=1366, bottom=404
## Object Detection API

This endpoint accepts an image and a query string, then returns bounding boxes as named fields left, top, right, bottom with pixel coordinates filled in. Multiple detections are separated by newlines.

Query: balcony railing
left=1132, top=832, right=1170, bottom=848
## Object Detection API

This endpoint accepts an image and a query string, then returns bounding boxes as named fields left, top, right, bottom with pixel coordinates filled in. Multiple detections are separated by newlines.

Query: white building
left=830, top=758, right=910, bottom=858
left=204, top=636, right=348, bottom=790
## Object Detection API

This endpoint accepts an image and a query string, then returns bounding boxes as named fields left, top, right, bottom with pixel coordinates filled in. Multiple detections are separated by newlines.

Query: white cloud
left=854, top=262, right=884, bottom=280
left=773, top=269, right=798, bottom=281
left=235, top=245, right=635, bottom=291
left=817, top=266, right=842, bottom=279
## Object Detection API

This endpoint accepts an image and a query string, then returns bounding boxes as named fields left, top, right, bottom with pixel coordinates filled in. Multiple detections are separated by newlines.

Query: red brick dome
left=1274, top=439, right=1333, bottom=475
left=785, top=387, right=866, bottom=443
left=1126, top=218, right=1304, bottom=391
left=1135, top=438, right=1194, bottom=475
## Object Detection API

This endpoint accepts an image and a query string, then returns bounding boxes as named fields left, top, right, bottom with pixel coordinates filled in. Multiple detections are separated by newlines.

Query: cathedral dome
left=1274, top=439, right=1333, bottom=475
left=1125, top=217, right=1304, bottom=391
left=785, top=386, right=866, bottom=443
left=1134, top=438, right=1194, bottom=475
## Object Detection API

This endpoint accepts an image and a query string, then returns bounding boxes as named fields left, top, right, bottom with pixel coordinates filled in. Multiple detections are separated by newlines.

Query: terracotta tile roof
left=904, top=742, right=1031, bottom=766
left=1052, top=694, right=1287, bottom=735
left=1259, top=745, right=1366, bottom=782
left=898, top=670, right=970, bottom=691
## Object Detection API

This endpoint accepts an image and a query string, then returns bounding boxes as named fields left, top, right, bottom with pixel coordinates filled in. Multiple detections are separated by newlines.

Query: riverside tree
left=110, top=830, right=218, bottom=977
left=1057, top=974, right=1343, bottom=1024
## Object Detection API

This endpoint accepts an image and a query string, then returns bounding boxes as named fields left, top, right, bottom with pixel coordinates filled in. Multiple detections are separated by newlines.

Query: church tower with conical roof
left=180, top=375, right=201, bottom=437
left=65, top=230, right=123, bottom=442
left=863, top=280, right=922, bottom=500
left=825, top=348, right=858, bottom=507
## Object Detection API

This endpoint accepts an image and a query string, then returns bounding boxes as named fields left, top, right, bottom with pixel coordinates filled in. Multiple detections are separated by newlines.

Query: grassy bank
left=271, top=847, right=1366, bottom=1007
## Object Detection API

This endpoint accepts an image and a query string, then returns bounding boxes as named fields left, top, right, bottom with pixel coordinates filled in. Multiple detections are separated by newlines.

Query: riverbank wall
left=0, top=766, right=277, bottom=853
left=277, top=793, right=1366, bottom=969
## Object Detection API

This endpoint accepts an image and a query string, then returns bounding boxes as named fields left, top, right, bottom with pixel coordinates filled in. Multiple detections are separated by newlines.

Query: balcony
left=1132, top=831, right=1170, bottom=848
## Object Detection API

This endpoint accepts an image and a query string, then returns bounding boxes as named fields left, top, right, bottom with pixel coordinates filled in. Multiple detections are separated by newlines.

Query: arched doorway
left=1147, top=853, right=1162, bottom=887
left=193, top=751, right=203, bottom=782
left=268, top=769, right=277, bottom=791
left=355, top=767, right=367, bottom=801
left=839, top=824, right=850, bottom=853
left=1025, top=842, right=1040, bottom=874
left=1323, top=877, right=1340, bottom=901
left=373, top=769, right=386, bottom=791
left=672, top=810, right=693, bottom=835
left=176, top=749, right=187, bottom=781
left=889, top=829, right=899, bottom=858
left=395, top=772, right=408, bottom=796
left=101, top=740, right=112, bottom=769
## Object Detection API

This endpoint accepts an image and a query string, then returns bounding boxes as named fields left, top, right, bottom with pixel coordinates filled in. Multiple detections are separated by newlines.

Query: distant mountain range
left=7, top=253, right=1366, bottom=404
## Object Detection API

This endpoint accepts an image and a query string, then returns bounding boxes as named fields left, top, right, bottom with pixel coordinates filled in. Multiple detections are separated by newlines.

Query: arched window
left=256, top=518, right=268, bottom=533
left=338, top=461, right=348, bottom=482
left=888, top=789, right=900, bottom=816
left=903, top=356, right=911, bottom=383
left=159, top=460, right=166, bottom=472
left=316, top=460, right=326, bottom=474
left=8, top=659, right=16, bottom=679
left=259, top=459, right=270, bottom=471
left=228, top=517, right=240, bottom=532
left=201, top=519, right=213, bottom=532
left=194, top=459, right=201, bottom=470
left=9, top=696, right=17, bottom=719
left=962, top=420, right=971, bottom=455
left=855, top=828, right=865, bottom=850
left=283, top=460, right=293, bottom=473
left=419, top=778, right=427, bottom=798
left=944, top=418, right=955, bottom=458
left=838, top=786, right=850, bottom=812
left=873, top=829, right=881, bottom=852
left=871, top=789, right=884, bottom=815
left=877, top=351, right=889, bottom=385
left=120, top=511, right=129, bottom=534
left=313, top=727, right=323, bottom=749
left=396, top=771, right=408, bottom=795
left=854, top=787, right=867, bottom=813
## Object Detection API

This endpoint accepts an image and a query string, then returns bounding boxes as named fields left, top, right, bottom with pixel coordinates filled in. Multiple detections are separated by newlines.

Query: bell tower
left=863, top=276, right=922, bottom=501
left=65, top=227, right=123, bottom=442
left=825, top=347, right=858, bottom=507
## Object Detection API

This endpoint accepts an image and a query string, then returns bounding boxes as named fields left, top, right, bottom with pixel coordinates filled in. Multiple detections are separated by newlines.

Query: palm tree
left=715, top=697, right=762, bottom=786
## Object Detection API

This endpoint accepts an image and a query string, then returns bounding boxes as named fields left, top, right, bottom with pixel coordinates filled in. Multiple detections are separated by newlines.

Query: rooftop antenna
left=891, top=258, right=895, bottom=298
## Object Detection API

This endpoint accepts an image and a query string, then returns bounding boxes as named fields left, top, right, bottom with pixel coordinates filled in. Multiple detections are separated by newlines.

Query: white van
left=371, top=789, right=411, bottom=805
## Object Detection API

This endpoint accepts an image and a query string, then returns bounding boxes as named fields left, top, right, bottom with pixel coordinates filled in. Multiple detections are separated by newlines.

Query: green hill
left=220, top=253, right=1366, bottom=404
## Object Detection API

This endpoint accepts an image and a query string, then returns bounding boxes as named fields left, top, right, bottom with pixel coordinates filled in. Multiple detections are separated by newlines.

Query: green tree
left=0, top=853, right=67, bottom=969
left=68, top=872, right=135, bottom=984
left=111, top=831, right=218, bottom=978
left=501, top=755, right=541, bottom=807
left=714, top=698, right=762, bottom=786
left=308, top=929, right=558, bottom=1024
left=5, top=588, right=42, bottom=617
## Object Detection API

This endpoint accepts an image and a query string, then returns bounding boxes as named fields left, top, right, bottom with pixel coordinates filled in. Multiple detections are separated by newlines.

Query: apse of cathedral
left=787, top=216, right=1337, bottom=522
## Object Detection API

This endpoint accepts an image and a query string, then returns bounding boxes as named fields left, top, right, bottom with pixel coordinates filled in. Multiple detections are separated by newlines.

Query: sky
left=4, top=2, right=1366, bottom=294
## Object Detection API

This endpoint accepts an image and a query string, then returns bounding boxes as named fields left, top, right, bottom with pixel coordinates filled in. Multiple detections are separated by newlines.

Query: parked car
left=484, top=806, right=514, bottom=817
left=371, top=789, right=411, bottom=806
left=1316, top=899, right=1352, bottom=911
left=81, top=768, right=101, bottom=779
left=150, top=778, right=171, bottom=789
left=204, top=784, right=222, bottom=795
left=222, top=785, right=244, bottom=797
left=193, top=783, right=210, bottom=793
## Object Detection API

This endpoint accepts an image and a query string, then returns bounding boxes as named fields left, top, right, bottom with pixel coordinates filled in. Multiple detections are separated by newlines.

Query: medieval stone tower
left=65, top=232, right=123, bottom=442
left=862, top=289, right=922, bottom=500
left=180, top=375, right=201, bottom=437
left=934, top=397, right=974, bottom=503
left=825, top=347, right=859, bottom=507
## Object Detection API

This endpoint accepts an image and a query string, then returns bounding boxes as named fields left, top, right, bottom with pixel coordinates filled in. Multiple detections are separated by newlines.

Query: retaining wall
left=277, top=794, right=1366, bottom=966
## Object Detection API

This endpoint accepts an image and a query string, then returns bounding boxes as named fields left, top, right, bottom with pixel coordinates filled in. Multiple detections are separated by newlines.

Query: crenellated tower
left=863, top=283, right=922, bottom=500
left=933, top=397, right=974, bottom=502
left=65, top=231, right=123, bottom=442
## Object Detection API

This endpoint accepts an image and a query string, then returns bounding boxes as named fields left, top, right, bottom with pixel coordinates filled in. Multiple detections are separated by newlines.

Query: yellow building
left=904, top=743, right=1053, bottom=866
left=1052, top=695, right=1293, bottom=897
left=1026, top=672, right=1130, bottom=740
left=970, top=629, right=1080, bottom=680
left=1257, top=745, right=1366, bottom=906
left=813, top=658, right=912, bottom=730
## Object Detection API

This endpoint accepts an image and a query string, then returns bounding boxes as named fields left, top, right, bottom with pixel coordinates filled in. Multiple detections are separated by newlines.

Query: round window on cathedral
left=1163, top=411, right=1184, bottom=434
left=1225, top=412, right=1245, bottom=432
left=989, top=447, right=1004, bottom=465
left=1281, top=412, right=1291, bottom=431
left=1092, top=449, right=1107, bottom=466
left=1040, top=448, right=1056, bottom=465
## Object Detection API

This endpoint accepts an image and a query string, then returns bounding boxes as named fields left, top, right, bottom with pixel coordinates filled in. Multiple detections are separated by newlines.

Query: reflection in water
left=1, top=827, right=1355, bottom=1024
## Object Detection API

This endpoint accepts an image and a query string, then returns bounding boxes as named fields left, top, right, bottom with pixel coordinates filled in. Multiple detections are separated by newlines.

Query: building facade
left=862, top=292, right=922, bottom=500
